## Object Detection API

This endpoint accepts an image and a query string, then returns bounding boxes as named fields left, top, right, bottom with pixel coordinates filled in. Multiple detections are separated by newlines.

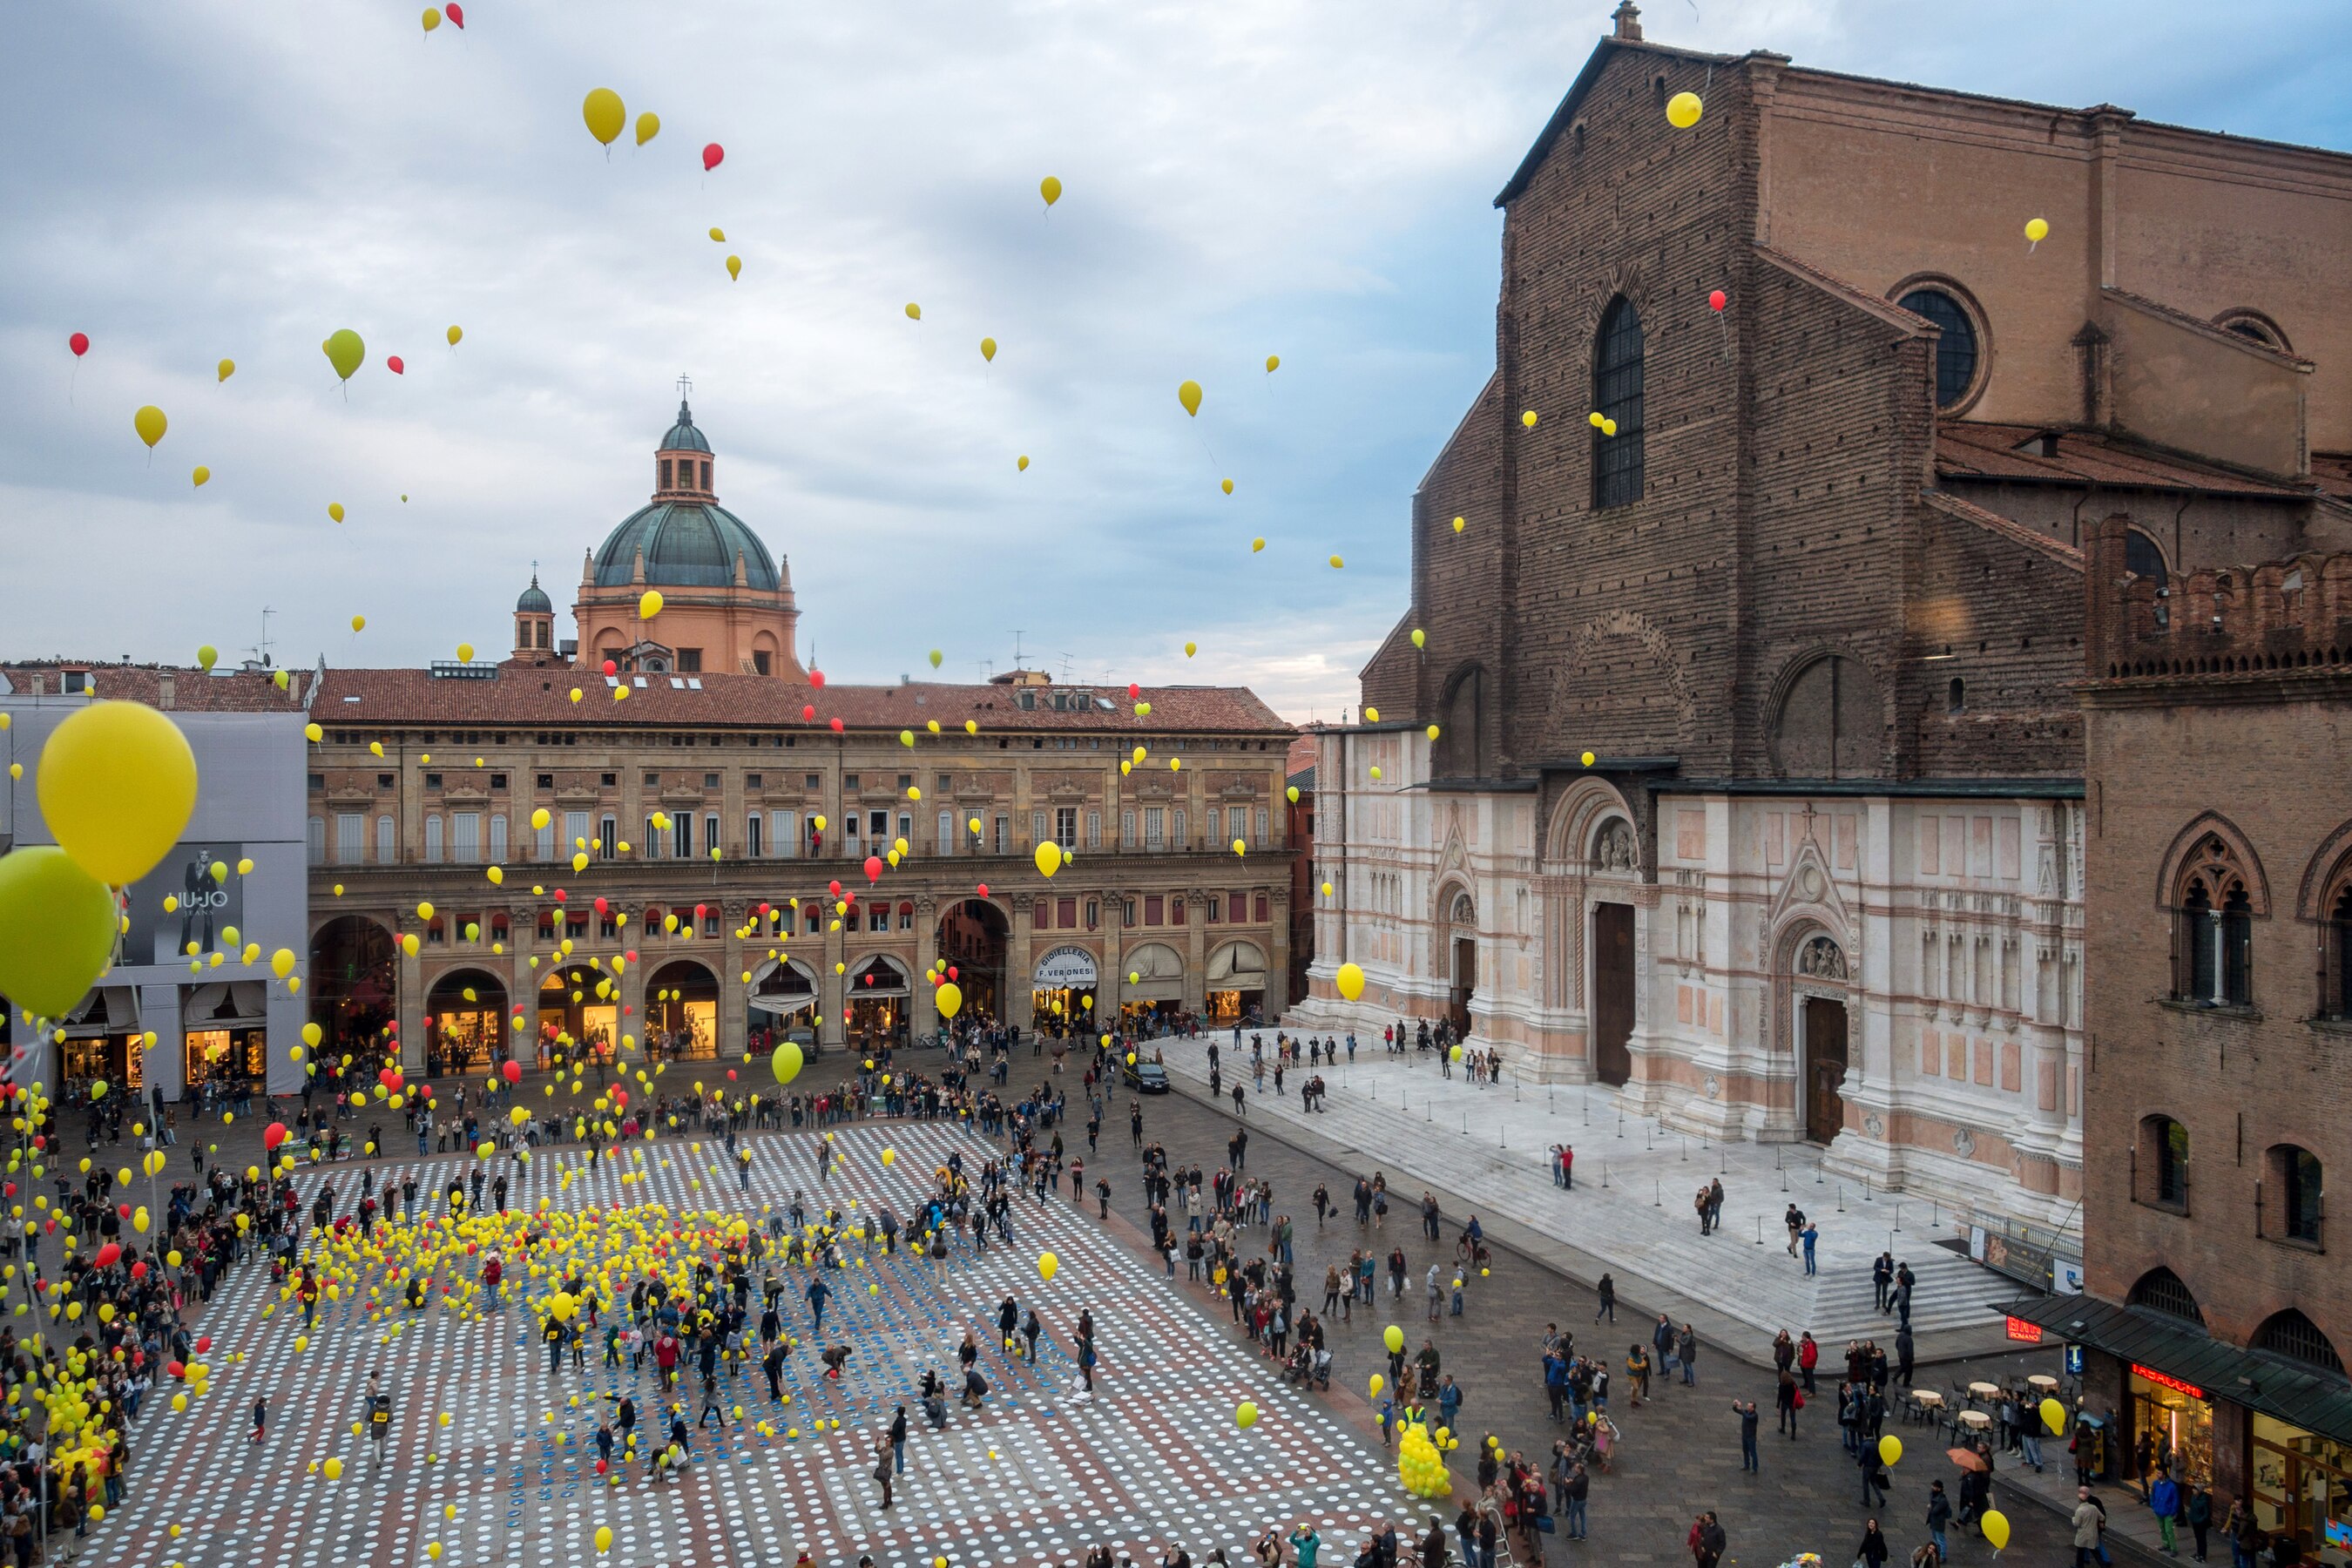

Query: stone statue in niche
left=1797, top=935, right=1848, bottom=981
left=1594, top=819, right=1637, bottom=873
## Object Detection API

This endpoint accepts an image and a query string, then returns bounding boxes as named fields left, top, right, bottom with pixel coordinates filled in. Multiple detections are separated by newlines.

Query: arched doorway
left=424, top=970, right=510, bottom=1077
left=1587, top=815, right=1640, bottom=1087
left=847, top=955, right=910, bottom=1051
left=537, top=963, right=620, bottom=1070
left=937, top=899, right=1008, bottom=1022
left=646, top=960, right=720, bottom=1062
left=1436, top=890, right=1477, bottom=1038
left=309, top=916, right=397, bottom=1062
left=1206, top=940, right=1268, bottom=1027
left=747, top=957, right=818, bottom=1053
left=1793, top=933, right=1852, bottom=1145
left=1120, top=942, right=1186, bottom=1031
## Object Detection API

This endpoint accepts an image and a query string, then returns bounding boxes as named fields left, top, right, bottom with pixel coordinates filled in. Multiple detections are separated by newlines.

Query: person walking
left=1676, top=1324, right=1699, bottom=1385
left=1798, top=1331, right=1820, bottom=1393
left=1925, top=1480, right=1953, bottom=1561
left=1732, top=1399, right=1761, bottom=1472
left=1775, top=1370, right=1800, bottom=1436
left=2074, top=1489, right=2107, bottom=1568
left=1594, top=1273, right=1615, bottom=1325
left=2151, top=1468, right=2183, bottom=1557
left=1855, top=1520, right=1891, bottom=1568
left=1859, top=1442, right=1890, bottom=1510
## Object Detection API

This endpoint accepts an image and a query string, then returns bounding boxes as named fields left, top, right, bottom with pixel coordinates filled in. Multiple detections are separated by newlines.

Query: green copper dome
left=592, top=503, right=781, bottom=590
left=659, top=398, right=712, bottom=455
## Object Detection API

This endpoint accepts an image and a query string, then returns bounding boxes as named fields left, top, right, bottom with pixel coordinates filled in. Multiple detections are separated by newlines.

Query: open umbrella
left=1946, top=1447, right=1990, bottom=1472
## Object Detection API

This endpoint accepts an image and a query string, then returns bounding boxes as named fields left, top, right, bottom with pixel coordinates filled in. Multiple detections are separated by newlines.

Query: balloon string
left=1196, top=429, right=1221, bottom=472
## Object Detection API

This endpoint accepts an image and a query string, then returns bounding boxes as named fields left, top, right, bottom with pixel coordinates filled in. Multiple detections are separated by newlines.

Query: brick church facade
left=1288, top=3, right=2352, bottom=1237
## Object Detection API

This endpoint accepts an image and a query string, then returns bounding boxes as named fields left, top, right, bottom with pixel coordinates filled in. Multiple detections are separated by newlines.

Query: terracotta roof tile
left=310, top=666, right=1293, bottom=736
left=0, top=663, right=310, bottom=713
left=1935, top=422, right=2308, bottom=497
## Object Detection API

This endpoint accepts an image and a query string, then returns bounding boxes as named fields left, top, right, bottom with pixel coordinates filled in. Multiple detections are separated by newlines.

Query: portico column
left=1008, top=895, right=1036, bottom=1031
left=915, top=898, right=938, bottom=988
left=396, top=920, right=425, bottom=1076
left=1267, top=888, right=1292, bottom=1014
left=1100, top=890, right=1125, bottom=1023
left=1184, top=889, right=1207, bottom=1015
left=720, top=901, right=747, bottom=1062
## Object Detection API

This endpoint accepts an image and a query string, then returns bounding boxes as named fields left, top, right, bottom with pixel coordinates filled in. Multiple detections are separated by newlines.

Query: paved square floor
left=89, top=1120, right=1401, bottom=1568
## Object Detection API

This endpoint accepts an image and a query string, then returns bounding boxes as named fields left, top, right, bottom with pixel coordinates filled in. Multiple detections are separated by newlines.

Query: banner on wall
left=1033, top=946, right=1099, bottom=988
left=122, top=842, right=249, bottom=965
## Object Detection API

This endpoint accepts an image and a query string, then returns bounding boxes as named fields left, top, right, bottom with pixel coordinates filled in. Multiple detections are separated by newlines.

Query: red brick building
left=2004, top=519, right=2352, bottom=1538
left=1291, top=2, right=2352, bottom=1240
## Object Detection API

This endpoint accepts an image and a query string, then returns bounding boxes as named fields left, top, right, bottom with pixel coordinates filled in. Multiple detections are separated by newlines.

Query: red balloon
left=165, top=1360, right=184, bottom=1380
left=444, top=0, right=463, bottom=24
left=68, top=332, right=89, bottom=358
left=756, top=902, right=771, bottom=917
left=503, top=1061, right=522, bottom=1084
left=263, top=1121, right=288, bottom=1151
left=726, top=1069, right=737, bottom=1080
left=1128, top=682, right=1140, bottom=700
left=94, top=1243, right=121, bottom=1269
left=702, top=143, right=724, bottom=172
left=828, top=881, right=842, bottom=896
left=596, top=1459, right=608, bottom=1475
left=552, top=889, right=567, bottom=902
left=801, top=705, right=816, bottom=721
left=948, top=965, right=958, bottom=981
left=863, top=855, right=883, bottom=883
left=195, top=1335, right=211, bottom=1353
left=625, top=950, right=639, bottom=963
left=695, top=904, right=707, bottom=919
left=829, top=718, right=843, bottom=733
left=808, top=669, right=826, bottom=688
left=131, top=1260, right=147, bottom=1280
left=593, top=896, right=609, bottom=915
left=117, top=1203, right=132, bottom=1220
left=603, top=659, right=618, bottom=676
left=976, top=882, right=990, bottom=897
left=387, top=356, right=405, bottom=375
left=1709, top=289, right=1727, bottom=312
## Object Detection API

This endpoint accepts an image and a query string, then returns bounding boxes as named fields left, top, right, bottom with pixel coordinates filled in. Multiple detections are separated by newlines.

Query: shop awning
left=2000, top=1294, right=2352, bottom=1442
left=747, top=997, right=813, bottom=1017
left=61, top=987, right=139, bottom=1037
left=185, top=982, right=268, bottom=1028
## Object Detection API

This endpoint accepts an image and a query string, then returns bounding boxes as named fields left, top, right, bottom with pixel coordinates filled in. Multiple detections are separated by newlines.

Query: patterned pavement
left=86, top=1119, right=1401, bottom=1568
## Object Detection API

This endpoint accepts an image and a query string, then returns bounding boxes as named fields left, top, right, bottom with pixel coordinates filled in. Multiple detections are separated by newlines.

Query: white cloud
left=2, top=0, right=2343, bottom=719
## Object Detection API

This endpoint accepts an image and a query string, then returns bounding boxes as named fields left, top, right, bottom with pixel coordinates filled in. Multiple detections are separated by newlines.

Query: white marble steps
left=1149, top=1039, right=2023, bottom=1353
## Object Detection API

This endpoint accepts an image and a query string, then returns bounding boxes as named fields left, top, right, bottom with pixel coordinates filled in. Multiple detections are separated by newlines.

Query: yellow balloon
left=446, top=324, right=463, bottom=347
left=936, top=982, right=963, bottom=1020
left=1410, top=627, right=1425, bottom=648
left=770, top=1042, right=803, bottom=1085
left=980, top=337, right=997, bottom=362
left=322, top=328, right=365, bottom=382
left=1177, top=380, right=1202, bottom=417
left=216, top=358, right=235, bottom=382
left=531, top=808, right=551, bottom=831
left=1037, top=1253, right=1058, bottom=1281
left=1220, top=478, right=1234, bottom=495
left=1336, top=962, right=1367, bottom=1002
left=422, top=7, right=441, bottom=31
left=1266, top=355, right=1281, bottom=373
left=583, top=88, right=625, bottom=147
left=37, top=701, right=198, bottom=884
left=1369, top=1375, right=1384, bottom=1396
left=1520, top=409, right=1538, bottom=428
left=1017, top=455, right=1030, bottom=471
left=595, top=1526, right=614, bottom=1553
left=323, top=1457, right=342, bottom=1481
left=1581, top=750, right=1596, bottom=767
left=1666, top=91, right=1703, bottom=129
left=328, top=503, right=345, bottom=523
left=1235, top=1401, right=1258, bottom=1429
left=1383, top=1324, right=1404, bottom=1354
left=1251, top=537, right=1266, bottom=552
left=1034, top=841, right=1063, bottom=878
left=192, top=465, right=210, bottom=488
left=2040, top=1396, right=2065, bottom=1434
left=1329, top=555, right=1345, bottom=569
left=271, top=948, right=296, bottom=979
left=904, top=302, right=922, bottom=321
left=726, top=255, right=741, bottom=281
left=1980, top=1511, right=2010, bottom=1551
left=2024, top=217, right=2051, bottom=244
left=1363, top=706, right=1380, bottom=722
left=133, top=406, right=167, bottom=449
left=638, top=590, right=663, bottom=619
left=0, top=849, right=117, bottom=1017
left=1039, top=175, right=1062, bottom=206
left=1878, top=1434, right=1902, bottom=1466
left=1184, top=641, right=1198, bottom=657
left=1452, top=516, right=1466, bottom=533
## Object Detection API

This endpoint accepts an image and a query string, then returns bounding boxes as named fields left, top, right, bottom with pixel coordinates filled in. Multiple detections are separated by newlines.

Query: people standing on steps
left=1784, top=1203, right=1806, bottom=1255
left=1801, top=1220, right=1820, bottom=1275
left=1873, top=1252, right=1896, bottom=1312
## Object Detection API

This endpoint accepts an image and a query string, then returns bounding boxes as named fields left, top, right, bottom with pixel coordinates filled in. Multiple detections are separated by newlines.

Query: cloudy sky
left=6, top=1, right=2346, bottom=720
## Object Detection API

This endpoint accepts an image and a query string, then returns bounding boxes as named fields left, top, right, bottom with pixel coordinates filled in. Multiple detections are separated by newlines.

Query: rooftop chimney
left=1612, top=0, right=1642, bottom=40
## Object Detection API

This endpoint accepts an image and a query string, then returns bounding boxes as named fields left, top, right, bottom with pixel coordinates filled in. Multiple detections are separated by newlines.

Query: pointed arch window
left=1592, top=296, right=1645, bottom=509
left=2173, top=835, right=2253, bottom=1007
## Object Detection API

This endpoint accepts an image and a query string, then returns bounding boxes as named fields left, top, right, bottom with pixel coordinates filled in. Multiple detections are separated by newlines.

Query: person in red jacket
left=1799, top=1331, right=1821, bottom=1393
left=481, top=1252, right=504, bottom=1311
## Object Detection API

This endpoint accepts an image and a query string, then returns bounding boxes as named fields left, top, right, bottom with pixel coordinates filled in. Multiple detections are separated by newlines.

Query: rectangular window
left=706, top=814, right=721, bottom=857
left=1206, top=807, right=1222, bottom=845
left=1173, top=808, right=1186, bottom=848
left=1171, top=896, right=1185, bottom=924
left=1230, top=888, right=1247, bottom=922
left=803, top=904, right=821, bottom=936
left=844, top=813, right=862, bottom=847
left=805, top=774, right=822, bottom=791
left=488, top=813, right=507, bottom=862
left=747, top=814, right=763, bottom=857
left=1144, top=808, right=1164, bottom=849
left=1032, top=809, right=1048, bottom=848
left=868, top=904, right=889, bottom=933
left=870, top=810, right=889, bottom=841
left=843, top=774, right=860, bottom=790
left=564, top=810, right=589, bottom=857
left=660, top=458, right=673, bottom=489
left=307, top=816, right=327, bottom=865
left=1086, top=809, right=1102, bottom=848
left=897, top=813, right=913, bottom=847
left=898, top=905, right=914, bottom=932
left=674, top=814, right=693, bottom=859
left=452, top=812, right=481, bottom=864
left=994, top=815, right=1010, bottom=855
left=805, top=817, right=824, bottom=856
left=1255, top=807, right=1268, bottom=846
left=1145, top=895, right=1165, bottom=925
left=703, top=772, right=720, bottom=790
left=599, top=815, right=617, bottom=859
left=335, top=813, right=364, bottom=864
left=1057, top=896, right=1077, bottom=929
left=643, top=817, right=662, bottom=859
left=645, top=772, right=661, bottom=787
left=423, top=814, right=444, bottom=863
left=937, top=812, right=955, bottom=855
left=753, top=652, right=770, bottom=675
left=1122, top=809, right=1137, bottom=848
left=1086, top=900, right=1099, bottom=929
left=1056, top=807, right=1078, bottom=849
left=773, top=810, right=797, bottom=858
left=378, top=814, right=397, bottom=862
left=1208, top=896, right=1223, bottom=923
left=678, top=649, right=702, bottom=673
left=1255, top=893, right=1270, bottom=923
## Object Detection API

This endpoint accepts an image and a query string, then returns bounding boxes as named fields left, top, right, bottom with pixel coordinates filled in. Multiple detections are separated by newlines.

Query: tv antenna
left=1009, top=630, right=1028, bottom=670
left=247, top=606, right=276, bottom=668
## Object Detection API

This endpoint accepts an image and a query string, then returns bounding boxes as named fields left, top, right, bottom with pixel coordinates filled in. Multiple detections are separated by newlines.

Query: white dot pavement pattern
left=80, top=1121, right=1401, bottom=1568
